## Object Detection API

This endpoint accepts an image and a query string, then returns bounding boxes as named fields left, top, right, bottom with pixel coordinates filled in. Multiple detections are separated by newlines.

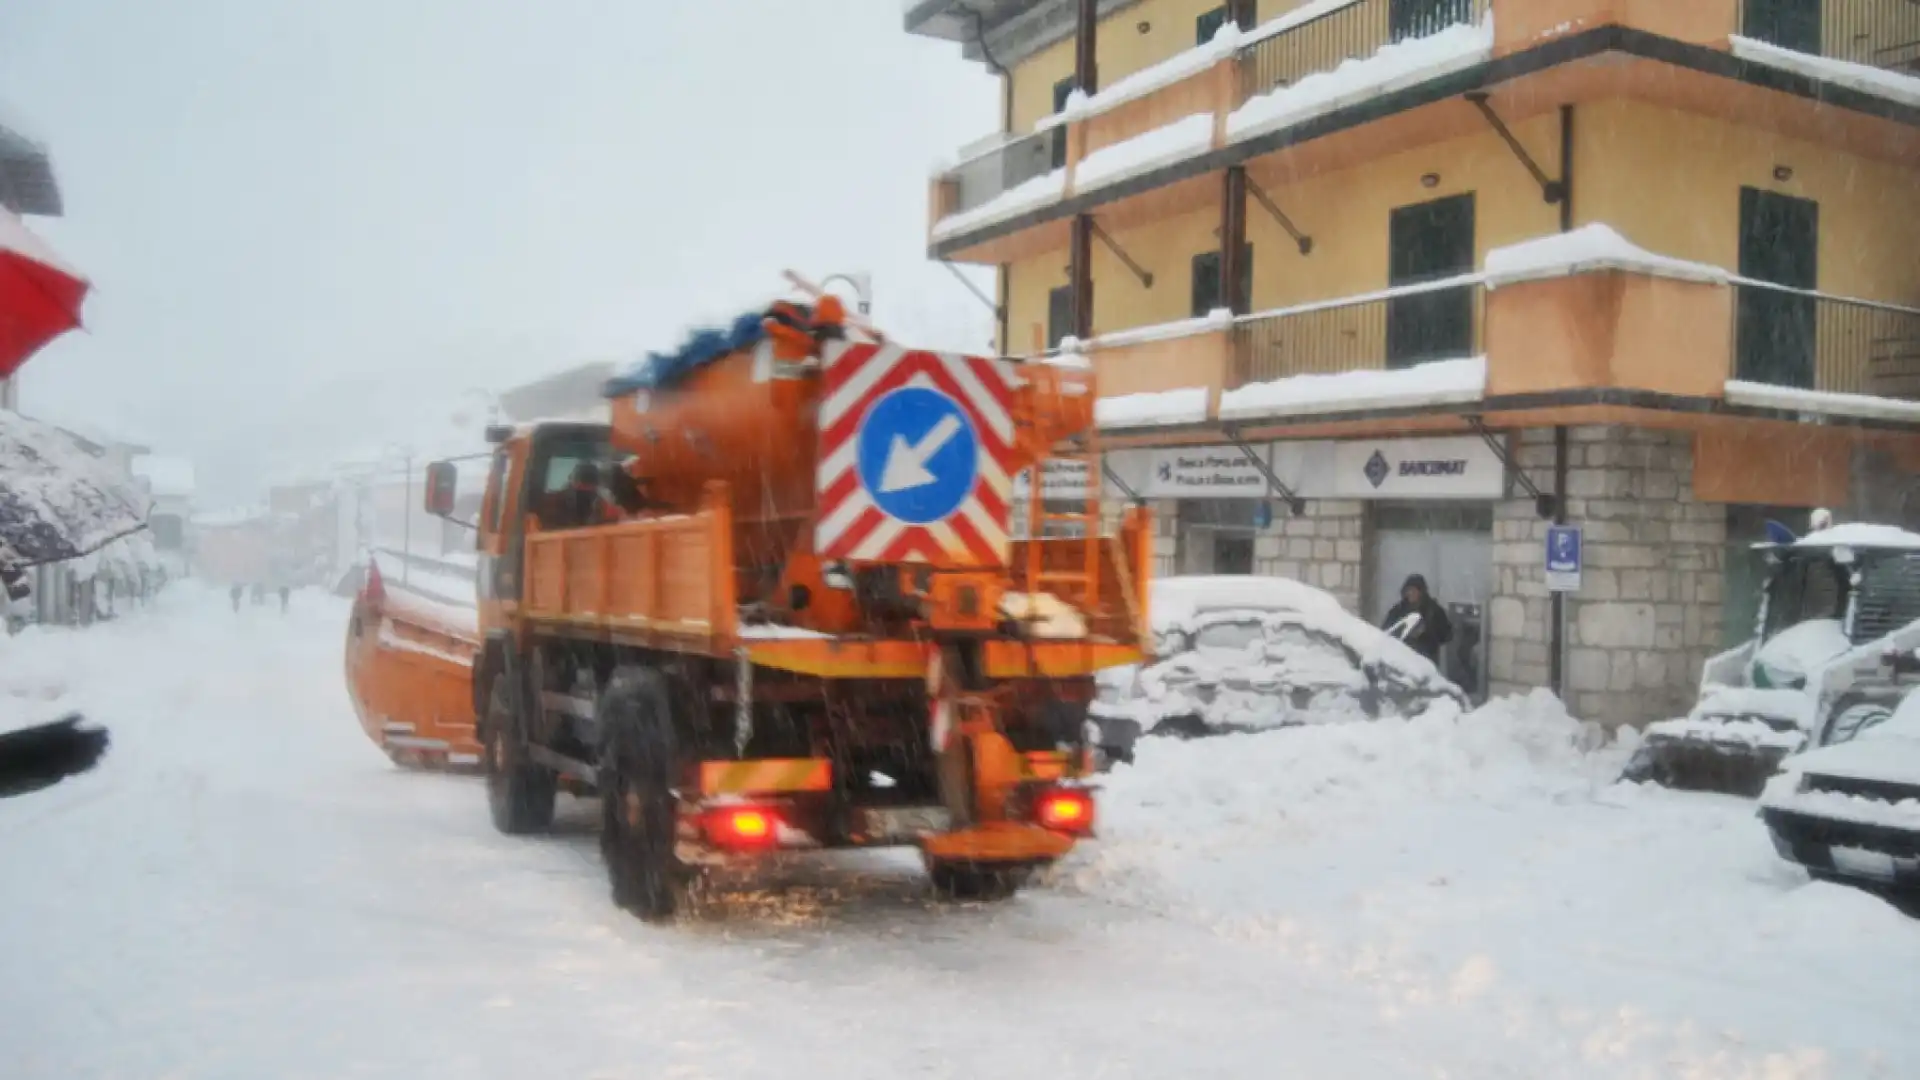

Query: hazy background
left=1, top=1, right=998, bottom=505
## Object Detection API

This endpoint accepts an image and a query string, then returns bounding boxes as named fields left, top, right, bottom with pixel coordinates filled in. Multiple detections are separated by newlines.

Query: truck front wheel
left=597, top=667, right=687, bottom=922
left=484, top=671, right=556, bottom=835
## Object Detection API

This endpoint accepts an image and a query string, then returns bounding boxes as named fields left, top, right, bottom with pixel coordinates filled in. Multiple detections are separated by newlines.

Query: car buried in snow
left=1088, top=576, right=1467, bottom=763
left=1759, top=645, right=1920, bottom=892
left=1623, top=523, right=1920, bottom=796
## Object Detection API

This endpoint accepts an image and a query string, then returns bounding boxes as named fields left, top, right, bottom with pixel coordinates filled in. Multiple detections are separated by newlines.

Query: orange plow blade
left=343, top=581, right=481, bottom=771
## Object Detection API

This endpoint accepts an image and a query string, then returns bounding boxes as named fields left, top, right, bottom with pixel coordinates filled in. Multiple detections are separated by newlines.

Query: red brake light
left=1035, top=788, right=1094, bottom=835
left=705, top=806, right=778, bottom=850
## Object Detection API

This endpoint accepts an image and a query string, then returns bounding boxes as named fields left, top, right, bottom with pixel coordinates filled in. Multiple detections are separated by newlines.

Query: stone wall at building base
left=1254, top=499, right=1366, bottom=613
left=1488, top=426, right=1724, bottom=731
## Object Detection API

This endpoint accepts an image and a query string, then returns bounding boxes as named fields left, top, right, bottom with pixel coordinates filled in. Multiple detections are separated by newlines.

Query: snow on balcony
left=1724, top=381, right=1920, bottom=423
left=1038, top=22, right=1245, bottom=132
left=930, top=167, right=1066, bottom=241
left=1485, top=224, right=1727, bottom=289
left=1096, top=386, right=1211, bottom=430
left=1220, top=356, right=1486, bottom=420
left=1731, top=35, right=1920, bottom=111
left=1227, top=16, right=1495, bottom=144
left=1074, top=113, right=1219, bottom=193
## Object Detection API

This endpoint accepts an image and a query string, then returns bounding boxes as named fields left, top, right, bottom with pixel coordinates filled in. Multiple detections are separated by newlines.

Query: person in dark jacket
left=1383, top=573, right=1452, bottom=665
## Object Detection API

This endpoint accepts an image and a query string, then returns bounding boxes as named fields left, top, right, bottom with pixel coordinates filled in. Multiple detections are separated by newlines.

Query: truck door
left=476, top=442, right=526, bottom=622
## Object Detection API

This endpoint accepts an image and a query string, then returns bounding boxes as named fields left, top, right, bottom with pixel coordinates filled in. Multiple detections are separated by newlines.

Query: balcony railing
left=1732, top=280, right=1920, bottom=396
left=1238, top=0, right=1490, bottom=102
left=1736, top=0, right=1920, bottom=72
left=1231, top=277, right=1485, bottom=386
left=943, top=131, right=1056, bottom=217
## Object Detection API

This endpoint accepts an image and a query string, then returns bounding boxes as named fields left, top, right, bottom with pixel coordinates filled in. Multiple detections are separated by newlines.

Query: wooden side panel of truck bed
left=521, top=502, right=737, bottom=644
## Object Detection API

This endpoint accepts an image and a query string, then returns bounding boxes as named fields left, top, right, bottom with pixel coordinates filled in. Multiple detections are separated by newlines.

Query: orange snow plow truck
left=345, top=289, right=1150, bottom=918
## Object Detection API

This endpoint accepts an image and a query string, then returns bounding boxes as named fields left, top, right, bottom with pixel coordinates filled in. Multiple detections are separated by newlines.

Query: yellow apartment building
left=907, top=0, right=1920, bottom=726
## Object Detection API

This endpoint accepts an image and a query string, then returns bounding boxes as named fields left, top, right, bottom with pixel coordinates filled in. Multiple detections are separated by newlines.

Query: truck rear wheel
left=484, top=671, right=556, bottom=835
left=597, top=666, right=687, bottom=922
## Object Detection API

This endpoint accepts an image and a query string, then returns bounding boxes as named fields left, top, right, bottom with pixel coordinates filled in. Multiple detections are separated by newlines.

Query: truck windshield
left=1761, top=555, right=1847, bottom=640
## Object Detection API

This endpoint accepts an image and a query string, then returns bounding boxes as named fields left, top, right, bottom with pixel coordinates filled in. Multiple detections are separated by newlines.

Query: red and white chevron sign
left=814, top=341, right=1018, bottom=566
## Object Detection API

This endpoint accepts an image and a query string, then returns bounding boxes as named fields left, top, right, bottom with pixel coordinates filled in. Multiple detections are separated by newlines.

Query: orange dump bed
left=344, top=581, right=481, bottom=769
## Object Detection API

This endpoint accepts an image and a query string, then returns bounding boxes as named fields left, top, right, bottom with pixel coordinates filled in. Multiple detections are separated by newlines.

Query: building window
left=1196, top=6, right=1229, bottom=45
left=1385, top=192, right=1475, bottom=368
left=1047, top=284, right=1079, bottom=350
left=1741, top=0, right=1822, bottom=55
left=1050, top=77, right=1076, bottom=169
left=1191, top=245, right=1254, bottom=318
left=1735, top=186, right=1819, bottom=388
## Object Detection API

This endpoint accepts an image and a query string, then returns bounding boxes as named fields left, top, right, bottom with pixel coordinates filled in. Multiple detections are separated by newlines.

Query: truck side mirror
left=424, top=461, right=458, bottom=518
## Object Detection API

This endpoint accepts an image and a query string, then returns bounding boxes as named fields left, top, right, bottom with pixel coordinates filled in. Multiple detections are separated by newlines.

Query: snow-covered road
left=3, top=589, right=1916, bottom=1079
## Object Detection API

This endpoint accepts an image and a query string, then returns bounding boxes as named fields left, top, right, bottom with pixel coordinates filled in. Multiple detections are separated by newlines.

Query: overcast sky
left=1, top=1, right=998, bottom=506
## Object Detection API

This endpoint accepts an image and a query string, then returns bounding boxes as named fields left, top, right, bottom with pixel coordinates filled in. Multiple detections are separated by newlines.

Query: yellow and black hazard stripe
left=699, top=757, right=833, bottom=796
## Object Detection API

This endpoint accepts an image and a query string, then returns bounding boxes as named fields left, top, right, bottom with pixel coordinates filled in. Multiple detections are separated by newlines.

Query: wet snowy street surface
left=4, top=589, right=1917, bottom=1079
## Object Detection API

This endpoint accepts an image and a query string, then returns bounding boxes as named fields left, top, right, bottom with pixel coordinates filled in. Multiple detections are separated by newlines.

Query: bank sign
left=1143, top=447, right=1269, bottom=498
left=1331, top=436, right=1505, bottom=500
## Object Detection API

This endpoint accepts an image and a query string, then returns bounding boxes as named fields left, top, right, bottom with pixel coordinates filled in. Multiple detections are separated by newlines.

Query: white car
left=1759, top=648, right=1920, bottom=893
left=1089, top=576, right=1467, bottom=762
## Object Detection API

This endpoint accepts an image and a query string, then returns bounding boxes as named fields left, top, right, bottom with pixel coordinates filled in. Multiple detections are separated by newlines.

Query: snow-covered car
left=1089, top=576, right=1466, bottom=762
left=1624, top=523, right=1920, bottom=795
left=1760, top=664, right=1920, bottom=891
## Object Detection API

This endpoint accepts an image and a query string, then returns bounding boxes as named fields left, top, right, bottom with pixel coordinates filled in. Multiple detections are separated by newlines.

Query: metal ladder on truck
left=1022, top=433, right=1137, bottom=635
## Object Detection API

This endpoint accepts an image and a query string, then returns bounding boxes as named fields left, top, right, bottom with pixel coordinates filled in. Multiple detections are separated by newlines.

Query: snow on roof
left=1791, top=523, right=1920, bottom=551
left=0, top=206, right=82, bottom=278
left=131, top=454, right=195, bottom=498
left=1731, top=35, right=1920, bottom=111
left=1074, top=113, right=1218, bottom=194
left=1036, top=20, right=1245, bottom=132
left=1096, top=386, right=1210, bottom=430
left=1219, top=356, right=1485, bottom=421
left=0, top=408, right=149, bottom=564
left=1485, top=224, right=1727, bottom=289
left=931, top=167, right=1066, bottom=241
left=1725, top=379, right=1920, bottom=424
left=1227, top=17, right=1494, bottom=144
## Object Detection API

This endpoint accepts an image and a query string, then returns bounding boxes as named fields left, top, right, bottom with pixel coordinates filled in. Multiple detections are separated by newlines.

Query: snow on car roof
left=1151, top=575, right=1346, bottom=635
left=1790, top=523, right=1920, bottom=551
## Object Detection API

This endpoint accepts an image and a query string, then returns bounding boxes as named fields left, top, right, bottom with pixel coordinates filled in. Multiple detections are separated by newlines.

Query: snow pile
left=1484, top=223, right=1728, bottom=289
left=0, top=408, right=151, bottom=565
left=1762, top=786, right=1920, bottom=831
left=1095, top=386, right=1209, bottom=429
left=1727, top=379, right=1920, bottom=421
left=1227, top=17, right=1495, bottom=143
left=1732, top=35, right=1920, bottom=111
left=1220, top=356, right=1485, bottom=419
left=1037, top=21, right=1243, bottom=130
left=930, top=168, right=1066, bottom=241
left=1072, top=113, right=1217, bottom=193
left=1643, top=715, right=1807, bottom=752
left=1151, top=574, right=1348, bottom=631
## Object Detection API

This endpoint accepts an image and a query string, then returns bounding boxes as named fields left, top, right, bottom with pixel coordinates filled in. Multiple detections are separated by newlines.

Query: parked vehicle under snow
left=1089, top=576, right=1467, bottom=762
left=1624, top=523, right=1920, bottom=796
left=1760, top=648, right=1920, bottom=891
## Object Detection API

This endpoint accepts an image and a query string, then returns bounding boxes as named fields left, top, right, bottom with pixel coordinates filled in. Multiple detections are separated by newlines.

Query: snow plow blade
left=343, top=571, right=481, bottom=771
left=1619, top=735, right=1794, bottom=797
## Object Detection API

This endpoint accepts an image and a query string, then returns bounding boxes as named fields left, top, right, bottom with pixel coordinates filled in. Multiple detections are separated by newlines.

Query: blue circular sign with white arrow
left=855, top=386, right=980, bottom=525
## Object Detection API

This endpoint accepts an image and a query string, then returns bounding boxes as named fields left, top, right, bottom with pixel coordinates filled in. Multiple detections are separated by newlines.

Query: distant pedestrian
left=230, top=584, right=243, bottom=613
left=1383, top=573, right=1452, bottom=666
left=278, top=586, right=290, bottom=613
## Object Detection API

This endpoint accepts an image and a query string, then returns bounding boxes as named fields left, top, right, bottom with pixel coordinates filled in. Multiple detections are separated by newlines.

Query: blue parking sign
left=1545, top=525, right=1582, bottom=592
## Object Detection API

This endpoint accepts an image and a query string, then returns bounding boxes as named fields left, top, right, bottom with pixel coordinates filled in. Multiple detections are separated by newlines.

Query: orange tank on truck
left=350, top=278, right=1152, bottom=920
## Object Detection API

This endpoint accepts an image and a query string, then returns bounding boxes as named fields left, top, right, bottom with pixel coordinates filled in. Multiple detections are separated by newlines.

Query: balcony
left=1075, top=228, right=1920, bottom=437
left=1734, top=0, right=1920, bottom=73
left=1240, top=0, right=1491, bottom=101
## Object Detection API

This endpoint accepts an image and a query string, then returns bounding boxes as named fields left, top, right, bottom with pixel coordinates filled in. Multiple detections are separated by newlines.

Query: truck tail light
left=704, top=806, right=779, bottom=850
left=1035, top=788, right=1094, bottom=835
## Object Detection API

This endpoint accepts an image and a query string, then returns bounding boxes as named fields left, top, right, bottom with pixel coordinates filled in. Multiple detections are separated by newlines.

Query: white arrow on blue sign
left=1545, top=524, right=1582, bottom=593
left=855, top=386, right=981, bottom=525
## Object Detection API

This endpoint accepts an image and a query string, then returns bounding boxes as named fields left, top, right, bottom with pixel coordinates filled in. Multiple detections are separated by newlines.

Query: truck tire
left=597, top=666, right=687, bottom=922
left=484, top=671, right=556, bottom=835
left=929, top=859, right=1026, bottom=902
